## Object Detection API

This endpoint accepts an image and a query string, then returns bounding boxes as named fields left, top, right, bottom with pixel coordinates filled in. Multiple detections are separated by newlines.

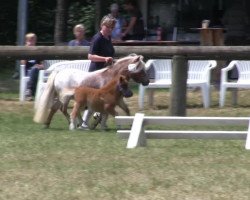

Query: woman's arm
left=88, top=54, right=113, bottom=63
left=122, top=16, right=137, bottom=37
left=35, top=61, right=44, bottom=69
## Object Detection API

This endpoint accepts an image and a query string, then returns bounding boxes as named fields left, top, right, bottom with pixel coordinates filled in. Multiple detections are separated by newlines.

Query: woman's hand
left=105, top=57, right=113, bottom=64
left=35, top=64, right=43, bottom=69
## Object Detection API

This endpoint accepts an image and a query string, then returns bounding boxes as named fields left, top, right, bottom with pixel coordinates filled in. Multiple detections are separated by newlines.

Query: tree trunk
left=95, top=0, right=102, bottom=32
left=54, top=0, right=69, bottom=45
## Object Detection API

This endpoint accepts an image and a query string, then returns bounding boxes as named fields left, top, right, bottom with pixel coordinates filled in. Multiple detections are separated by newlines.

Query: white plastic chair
left=219, top=60, right=250, bottom=107
left=19, top=64, right=30, bottom=102
left=138, top=59, right=172, bottom=109
left=19, top=60, right=67, bottom=102
left=187, top=60, right=217, bottom=108
left=138, top=59, right=217, bottom=109
left=34, top=60, right=91, bottom=108
left=43, top=60, right=68, bottom=69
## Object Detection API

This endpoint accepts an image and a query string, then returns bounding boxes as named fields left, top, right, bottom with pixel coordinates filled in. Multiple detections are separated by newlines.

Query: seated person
left=68, top=24, right=90, bottom=46
left=21, top=33, right=44, bottom=101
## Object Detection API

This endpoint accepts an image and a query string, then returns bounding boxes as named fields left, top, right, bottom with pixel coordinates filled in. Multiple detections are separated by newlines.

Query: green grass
left=1, top=66, right=250, bottom=200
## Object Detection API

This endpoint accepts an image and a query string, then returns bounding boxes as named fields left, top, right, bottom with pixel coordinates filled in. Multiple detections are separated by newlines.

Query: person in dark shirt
left=79, top=15, right=116, bottom=129
left=122, top=0, right=145, bottom=40
left=21, top=33, right=44, bottom=100
left=68, top=24, right=90, bottom=46
left=88, top=15, right=116, bottom=72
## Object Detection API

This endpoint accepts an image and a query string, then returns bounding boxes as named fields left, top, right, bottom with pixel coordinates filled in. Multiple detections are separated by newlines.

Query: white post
left=245, top=119, right=250, bottom=150
left=127, top=113, right=146, bottom=149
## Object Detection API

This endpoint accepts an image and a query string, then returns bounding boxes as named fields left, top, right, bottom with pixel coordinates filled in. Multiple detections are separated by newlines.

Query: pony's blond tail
left=33, top=71, right=57, bottom=124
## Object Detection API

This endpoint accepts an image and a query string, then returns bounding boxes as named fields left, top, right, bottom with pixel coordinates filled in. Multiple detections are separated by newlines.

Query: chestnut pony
left=69, top=75, right=133, bottom=130
left=34, top=54, right=149, bottom=128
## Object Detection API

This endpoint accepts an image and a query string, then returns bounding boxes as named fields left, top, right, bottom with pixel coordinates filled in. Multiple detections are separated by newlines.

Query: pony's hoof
left=69, top=123, right=76, bottom=131
left=77, top=121, right=89, bottom=131
left=100, top=125, right=108, bottom=131
left=77, top=125, right=89, bottom=131
left=43, top=124, right=49, bottom=129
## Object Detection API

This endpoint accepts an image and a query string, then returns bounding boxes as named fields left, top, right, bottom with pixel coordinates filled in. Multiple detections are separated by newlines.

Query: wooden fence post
left=169, top=55, right=188, bottom=116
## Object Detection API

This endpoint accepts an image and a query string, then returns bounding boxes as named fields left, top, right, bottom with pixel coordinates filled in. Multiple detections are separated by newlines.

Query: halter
left=116, top=83, right=133, bottom=98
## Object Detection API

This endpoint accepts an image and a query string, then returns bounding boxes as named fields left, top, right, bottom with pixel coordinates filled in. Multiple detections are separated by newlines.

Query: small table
left=192, top=28, right=224, bottom=46
left=192, top=27, right=225, bottom=85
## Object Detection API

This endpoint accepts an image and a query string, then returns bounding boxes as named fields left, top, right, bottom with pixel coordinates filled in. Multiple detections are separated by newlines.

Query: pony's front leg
left=100, top=113, right=109, bottom=130
left=82, top=109, right=89, bottom=124
left=105, top=104, right=118, bottom=117
left=79, top=109, right=93, bottom=130
left=117, top=98, right=130, bottom=116
left=44, top=100, right=62, bottom=128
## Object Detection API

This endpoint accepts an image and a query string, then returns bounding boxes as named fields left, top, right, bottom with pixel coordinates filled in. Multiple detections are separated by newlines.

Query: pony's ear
left=132, top=56, right=140, bottom=63
left=119, top=75, right=125, bottom=83
left=128, top=55, right=145, bottom=72
left=132, top=55, right=143, bottom=63
left=139, top=55, right=144, bottom=60
left=119, top=75, right=129, bottom=84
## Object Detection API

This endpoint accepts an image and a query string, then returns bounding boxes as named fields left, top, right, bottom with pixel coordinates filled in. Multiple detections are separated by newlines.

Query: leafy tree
left=28, top=0, right=56, bottom=43
left=0, top=1, right=18, bottom=44
left=0, top=0, right=127, bottom=45
left=68, top=1, right=95, bottom=40
left=67, top=0, right=126, bottom=40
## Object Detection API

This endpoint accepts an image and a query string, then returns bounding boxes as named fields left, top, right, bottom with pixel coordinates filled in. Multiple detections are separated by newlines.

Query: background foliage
left=0, top=1, right=18, bottom=45
left=68, top=1, right=96, bottom=40
left=0, top=0, right=126, bottom=45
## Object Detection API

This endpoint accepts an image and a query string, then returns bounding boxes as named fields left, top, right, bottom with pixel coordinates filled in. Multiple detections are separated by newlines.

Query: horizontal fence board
left=2, top=46, right=250, bottom=60
left=115, top=116, right=134, bottom=125
left=115, top=116, right=250, bottom=126
left=143, top=117, right=249, bottom=126
left=117, top=130, right=247, bottom=140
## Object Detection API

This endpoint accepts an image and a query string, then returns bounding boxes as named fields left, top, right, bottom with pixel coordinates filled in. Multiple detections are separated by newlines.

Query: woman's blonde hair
left=100, top=15, right=116, bottom=27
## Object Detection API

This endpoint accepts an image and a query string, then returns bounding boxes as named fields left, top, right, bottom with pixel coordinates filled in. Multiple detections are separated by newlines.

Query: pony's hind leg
left=60, top=104, right=70, bottom=124
left=77, top=111, right=83, bottom=127
left=44, top=100, right=62, bottom=128
left=60, top=94, right=74, bottom=124
left=69, top=102, right=81, bottom=130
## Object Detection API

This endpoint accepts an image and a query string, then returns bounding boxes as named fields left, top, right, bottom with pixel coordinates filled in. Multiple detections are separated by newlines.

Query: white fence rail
left=115, top=113, right=250, bottom=149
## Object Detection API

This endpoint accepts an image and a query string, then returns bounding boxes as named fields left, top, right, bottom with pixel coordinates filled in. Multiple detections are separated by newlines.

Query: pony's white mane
left=115, top=53, right=139, bottom=65
left=112, top=53, right=147, bottom=73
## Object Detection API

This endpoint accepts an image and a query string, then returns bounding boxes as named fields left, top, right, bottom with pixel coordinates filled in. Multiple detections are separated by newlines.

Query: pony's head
left=114, top=54, right=150, bottom=86
left=116, top=75, right=133, bottom=98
